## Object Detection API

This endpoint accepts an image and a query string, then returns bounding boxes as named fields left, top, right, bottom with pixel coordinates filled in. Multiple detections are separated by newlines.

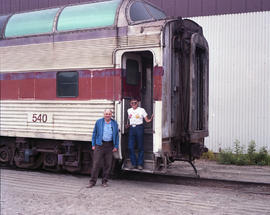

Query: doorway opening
left=121, top=51, right=154, bottom=166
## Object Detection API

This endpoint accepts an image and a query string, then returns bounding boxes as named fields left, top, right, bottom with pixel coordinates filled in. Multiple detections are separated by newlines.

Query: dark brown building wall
left=0, top=0, right=270, bottom=16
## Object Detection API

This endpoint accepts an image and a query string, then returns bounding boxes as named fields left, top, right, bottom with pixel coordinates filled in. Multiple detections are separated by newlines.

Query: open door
left=121, top=51, right=154, bottom=171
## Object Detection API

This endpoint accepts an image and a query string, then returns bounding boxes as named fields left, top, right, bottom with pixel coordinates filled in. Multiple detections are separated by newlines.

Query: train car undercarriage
left=0, top=136, right=207, bottom=176
left=0, top=137, right=92, bottom=174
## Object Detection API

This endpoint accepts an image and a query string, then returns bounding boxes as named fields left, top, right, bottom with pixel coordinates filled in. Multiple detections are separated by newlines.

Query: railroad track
left=118, top=170, right=270, bottom=195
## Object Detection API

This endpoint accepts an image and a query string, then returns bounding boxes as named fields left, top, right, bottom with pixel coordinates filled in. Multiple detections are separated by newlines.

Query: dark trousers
left=90, top=142, right=113, bottom=184
left=128, top=125, right=144, bottom=166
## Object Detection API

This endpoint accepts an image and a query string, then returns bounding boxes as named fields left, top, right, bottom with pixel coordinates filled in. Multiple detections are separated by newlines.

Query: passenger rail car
left=0, top=0, right=209, bottom=175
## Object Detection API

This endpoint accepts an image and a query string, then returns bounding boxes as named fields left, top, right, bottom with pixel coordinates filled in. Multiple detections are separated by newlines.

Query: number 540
left=32, top=114, right=48, bottom=123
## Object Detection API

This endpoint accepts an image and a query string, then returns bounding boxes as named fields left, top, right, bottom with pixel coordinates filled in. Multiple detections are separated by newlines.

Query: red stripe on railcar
left=0, top=69, right=122, bottom=100
left=0, top=67, right=163, bottom=100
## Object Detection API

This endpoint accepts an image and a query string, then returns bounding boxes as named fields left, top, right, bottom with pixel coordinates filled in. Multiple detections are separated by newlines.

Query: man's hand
left=92, top=146, right=95, bottom=150
left=145, top=114, right=154, bottom=123
left=112, top=148, right=118, bottom=152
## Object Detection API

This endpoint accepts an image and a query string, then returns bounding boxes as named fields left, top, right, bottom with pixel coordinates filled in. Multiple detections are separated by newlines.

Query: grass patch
left=210, top=140, right=270, bottom=166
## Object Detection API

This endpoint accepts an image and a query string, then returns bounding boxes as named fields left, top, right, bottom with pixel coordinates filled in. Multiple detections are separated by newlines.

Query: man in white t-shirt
left=127, top=98, right=153, bottom=170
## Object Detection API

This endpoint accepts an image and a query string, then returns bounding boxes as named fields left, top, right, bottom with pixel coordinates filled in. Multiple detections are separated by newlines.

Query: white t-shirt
left=128, top=107, right=148, bottom=125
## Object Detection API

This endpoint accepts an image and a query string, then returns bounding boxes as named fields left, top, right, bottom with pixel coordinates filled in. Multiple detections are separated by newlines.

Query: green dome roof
left=4, top=0, right=121, bottom=38
left=5, top=8, right=59, bottom=37
left=57, top=0, right=121, bottom=32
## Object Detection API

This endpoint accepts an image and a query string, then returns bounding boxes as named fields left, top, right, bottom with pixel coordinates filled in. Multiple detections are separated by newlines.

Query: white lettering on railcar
left=27, top=113, right=53, bottom=123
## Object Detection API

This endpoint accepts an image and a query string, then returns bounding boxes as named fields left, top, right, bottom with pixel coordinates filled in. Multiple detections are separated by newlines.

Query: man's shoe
left=138, top=165, right=143, bottom=170
left=130, top=165, right=136, bottom=169
left=86, top=183, right=95, bottom=188
left=102, top=182, right=108, bottom=187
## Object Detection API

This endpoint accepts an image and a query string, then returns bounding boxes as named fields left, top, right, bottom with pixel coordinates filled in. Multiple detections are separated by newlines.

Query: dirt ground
left=1, top=162, right=270, bottom=215
left=167, top=160, right=270, bottom=184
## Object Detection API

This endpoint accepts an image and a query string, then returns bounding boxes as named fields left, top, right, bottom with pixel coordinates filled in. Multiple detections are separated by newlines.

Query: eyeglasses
left=131, top=102, right=137, bottom=105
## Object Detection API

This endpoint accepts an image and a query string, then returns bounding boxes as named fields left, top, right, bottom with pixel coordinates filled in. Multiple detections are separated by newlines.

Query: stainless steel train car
left=0, top=0, right=209, bottom=175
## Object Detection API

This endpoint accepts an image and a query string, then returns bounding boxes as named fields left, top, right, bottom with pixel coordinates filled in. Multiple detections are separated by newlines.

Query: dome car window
left=0, top=15, right=9, bottom=39
left=4, top=8, right=59, bottom=38
left=145, top=3, right=166, bottom=20
left=57, top=0, right=121, bottom=31
left=129, top=1, right=166, bottom=22
left=130, top=1, right=152, bottom=22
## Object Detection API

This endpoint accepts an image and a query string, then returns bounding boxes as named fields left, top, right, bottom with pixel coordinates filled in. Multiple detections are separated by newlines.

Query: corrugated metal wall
left=0, top=100, right=115, bottom=141
left=1, top=0, right=270, bottom=16
left=191, top=11, right=270, bottom=152
left=148, top=0, right=270, bottom=17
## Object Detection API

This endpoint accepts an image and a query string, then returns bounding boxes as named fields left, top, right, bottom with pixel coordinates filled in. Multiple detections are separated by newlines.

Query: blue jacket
left=91, top=118, right=119, bottom=149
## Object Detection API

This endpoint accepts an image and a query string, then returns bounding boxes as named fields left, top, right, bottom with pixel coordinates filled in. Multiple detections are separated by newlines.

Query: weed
left=255, top=147, right=269, bottom=165
left=218, top=149, right=235, bottom=164
left=201, top=150, right=216, bottom=161
left=247, top=140, right=256, bottom=164
left=234, top=139, right=243, bottom=155
left=216, top=140, right=270, bottom=166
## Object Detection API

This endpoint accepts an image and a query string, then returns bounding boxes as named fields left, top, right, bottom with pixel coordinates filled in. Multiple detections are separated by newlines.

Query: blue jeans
left=128, top=125, right=144, bottom=166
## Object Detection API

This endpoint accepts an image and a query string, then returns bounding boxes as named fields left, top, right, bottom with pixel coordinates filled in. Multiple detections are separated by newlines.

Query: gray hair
left=104, top=109, right=112, bottom=114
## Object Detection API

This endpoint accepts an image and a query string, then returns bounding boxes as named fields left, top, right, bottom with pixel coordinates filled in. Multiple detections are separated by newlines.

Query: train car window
left=4, top=8, right=59, bottom=38
left=145, top=4, right=166, bottom=20
left=130, top=1, right=152, bottom=22
left=0, top=15, right=9, bottom=39
left=57, top=0, right=121, bottom=32
left=57, top=71, right=78, bottom=97
left=126, top=59, right=139, bottom=85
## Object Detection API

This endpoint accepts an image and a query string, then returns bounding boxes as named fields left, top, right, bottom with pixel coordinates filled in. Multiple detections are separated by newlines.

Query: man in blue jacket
left=87, top=109, right=119, bottom=188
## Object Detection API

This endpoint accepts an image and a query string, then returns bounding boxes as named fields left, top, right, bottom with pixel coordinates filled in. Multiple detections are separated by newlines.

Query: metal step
left=121, top=158, right=167, bottom=174
left=122, top=159, right=155, bottom=173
